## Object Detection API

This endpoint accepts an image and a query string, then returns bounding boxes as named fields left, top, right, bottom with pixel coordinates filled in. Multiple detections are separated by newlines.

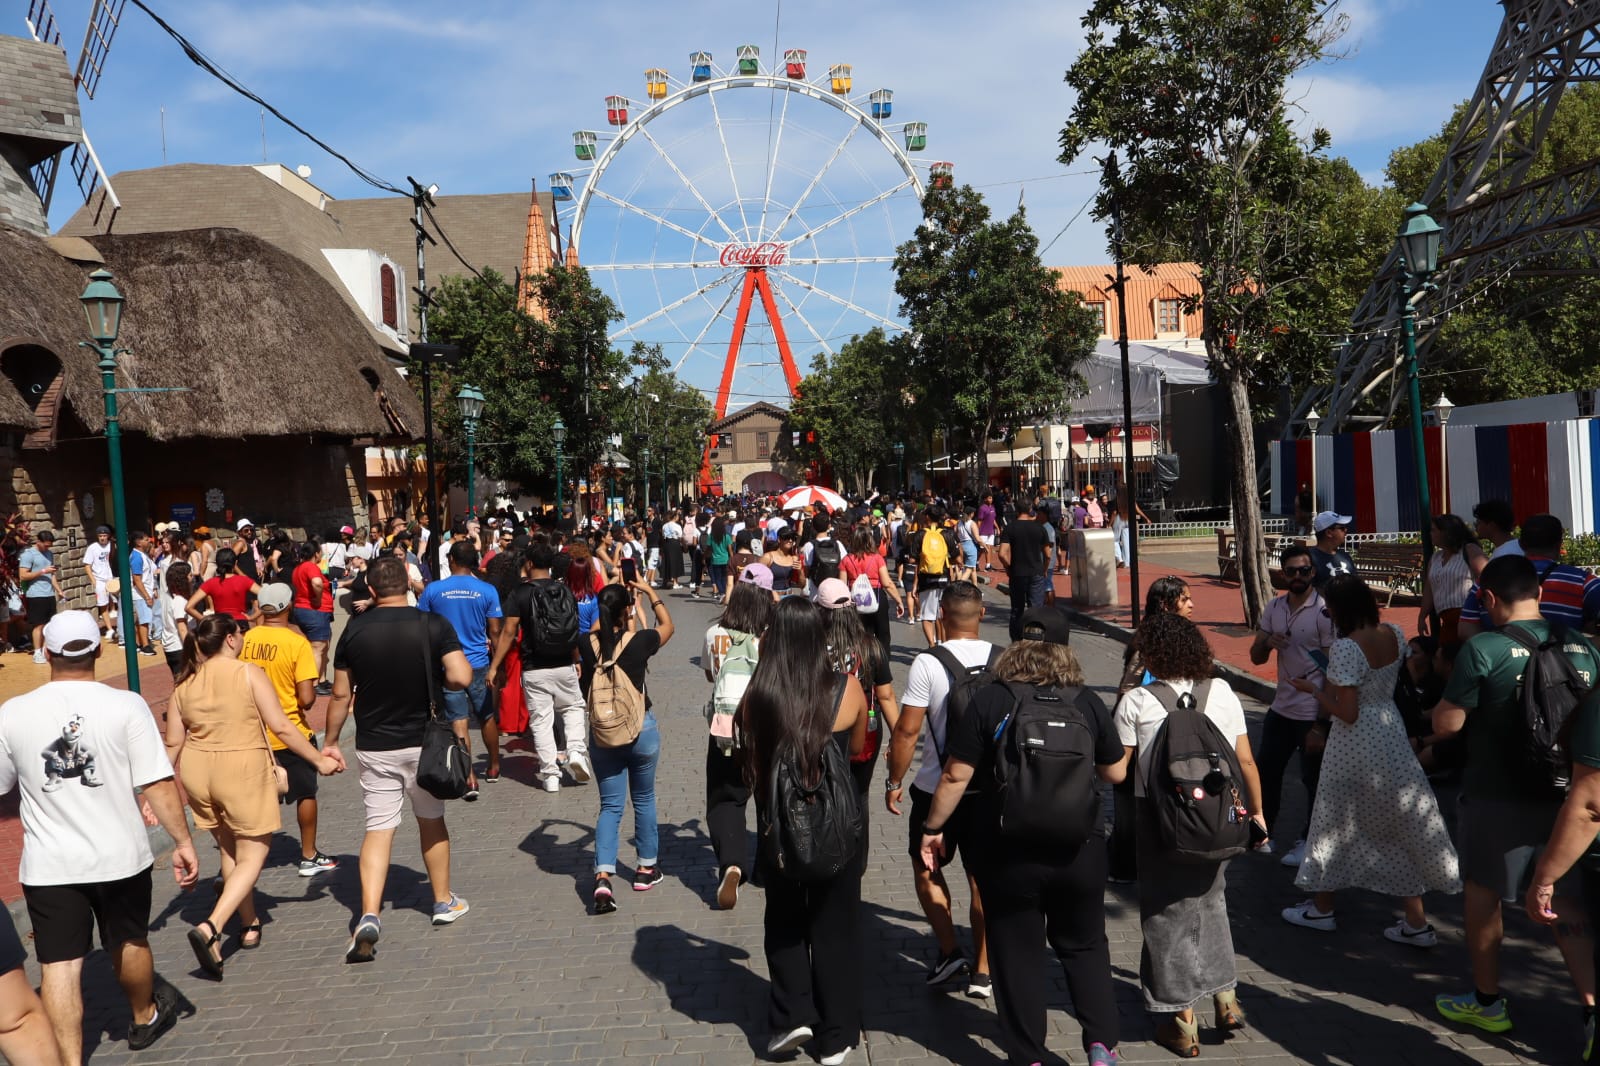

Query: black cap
left=1017, top=606, right=1071, bottom=646
left=36, top=529, right=55, bottom=542
left=95, top=524, right=112, bottom=534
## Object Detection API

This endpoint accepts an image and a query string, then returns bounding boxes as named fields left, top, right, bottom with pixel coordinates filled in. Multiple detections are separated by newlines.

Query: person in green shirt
left=1432, top=555, right=1598, bottom=1044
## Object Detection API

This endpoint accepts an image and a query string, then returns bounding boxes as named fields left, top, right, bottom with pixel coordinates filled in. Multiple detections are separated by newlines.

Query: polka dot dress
left=1295, top=624, right=1462, bottom=897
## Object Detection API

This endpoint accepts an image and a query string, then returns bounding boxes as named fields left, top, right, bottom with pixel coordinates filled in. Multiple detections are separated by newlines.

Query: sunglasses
left=1284, top=565, right=1314, bottom=576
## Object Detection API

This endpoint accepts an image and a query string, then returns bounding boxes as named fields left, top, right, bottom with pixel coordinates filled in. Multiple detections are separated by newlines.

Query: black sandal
left=239, top=921, right=263, bottom=950
left=187, top=920, right=224, bottom=978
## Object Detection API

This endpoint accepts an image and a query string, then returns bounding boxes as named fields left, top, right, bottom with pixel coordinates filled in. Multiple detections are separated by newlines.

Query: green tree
left=1060, top=0, right=1346, bottom=626
left=421, top=265, right=633, bottom=509
left=893, top=184, right=1098, bottom=485
left=788, top=329, right=923, bottom=494
left=619, top=344, right=715, bottom=507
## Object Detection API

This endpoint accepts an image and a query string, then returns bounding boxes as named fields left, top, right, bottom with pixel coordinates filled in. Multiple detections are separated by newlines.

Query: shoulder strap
left=928, top=644, right=965, bottom=681
left=416, top=611, right=438, bottom=718
left=1501, top=622, right=1543, bottom=653
left=601, top=630, right=635, bottom=669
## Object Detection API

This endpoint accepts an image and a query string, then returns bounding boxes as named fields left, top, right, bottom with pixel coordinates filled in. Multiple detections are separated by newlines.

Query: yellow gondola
left=828, top=63, right=852, bottom=95
left=645, top=68, right=669, bottom=101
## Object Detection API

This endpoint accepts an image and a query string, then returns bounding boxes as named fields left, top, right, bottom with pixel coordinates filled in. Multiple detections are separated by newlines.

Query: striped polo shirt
left=1458, top=556, right=1600, bottom=631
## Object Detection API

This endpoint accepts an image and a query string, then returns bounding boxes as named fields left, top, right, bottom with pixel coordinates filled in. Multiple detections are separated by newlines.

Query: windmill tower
left=4, top=0, right=126, bottom=235
left=1305, top=0, right=1600, bottom=431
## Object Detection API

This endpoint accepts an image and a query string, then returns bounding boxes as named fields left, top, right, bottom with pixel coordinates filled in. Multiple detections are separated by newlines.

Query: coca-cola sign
left=719, top=242, right=788, bottom=267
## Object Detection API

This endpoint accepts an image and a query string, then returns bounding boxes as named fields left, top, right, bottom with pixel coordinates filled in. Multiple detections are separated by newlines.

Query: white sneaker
left=540, top=776, right=560, bottom=794
left=767, top=1025, right=813, bottom=1056
left=566, top=750, right=593, bottom=784
left=1254, top=839, right=1275, bottom=856
left=1281, top=900, right=1337, bottom=932
left=820, top=1047, right=854, bottom=1065
left=32, top=649, right=46, bottom=664
left=1279, top=839, right=1307, bottom=867
left=1383, top=920, right=1437, bottom=948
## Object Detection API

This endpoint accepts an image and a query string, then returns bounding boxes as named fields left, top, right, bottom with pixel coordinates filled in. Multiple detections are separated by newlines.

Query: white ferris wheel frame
left=564, top=69, right=931, bottom=355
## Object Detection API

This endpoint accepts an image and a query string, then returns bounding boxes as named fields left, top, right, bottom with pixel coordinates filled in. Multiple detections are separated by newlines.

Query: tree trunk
left=1222, top=365, right=1272, bottom=627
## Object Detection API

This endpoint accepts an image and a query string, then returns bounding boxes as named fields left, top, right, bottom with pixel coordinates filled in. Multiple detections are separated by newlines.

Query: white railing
left=1141, top=518, right=1289, bottom=539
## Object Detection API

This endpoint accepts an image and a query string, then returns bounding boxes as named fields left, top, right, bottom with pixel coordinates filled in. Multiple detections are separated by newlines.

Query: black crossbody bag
left=414, top=614, right=470, bottom=800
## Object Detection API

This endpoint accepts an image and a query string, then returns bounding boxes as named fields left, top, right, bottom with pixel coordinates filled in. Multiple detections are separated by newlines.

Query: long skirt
left=1136, top=802, right=1237, bottom=1013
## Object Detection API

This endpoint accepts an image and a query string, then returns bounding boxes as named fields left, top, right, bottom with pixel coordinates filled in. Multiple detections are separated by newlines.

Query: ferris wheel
left=551, top=45, right=952, bottom=442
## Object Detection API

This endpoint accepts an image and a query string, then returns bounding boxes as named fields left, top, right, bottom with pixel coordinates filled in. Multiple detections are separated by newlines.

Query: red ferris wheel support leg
left=699, top=267, right=805, bottom=494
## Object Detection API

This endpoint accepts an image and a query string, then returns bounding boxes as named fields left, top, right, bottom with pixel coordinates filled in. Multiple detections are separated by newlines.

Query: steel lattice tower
left=1308, top=0, right=1600, bottom=431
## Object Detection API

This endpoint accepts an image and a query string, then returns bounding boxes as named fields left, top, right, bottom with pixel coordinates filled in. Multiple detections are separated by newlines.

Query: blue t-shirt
left=417, top=574, right=503, bottom=668
left=18, top=547, right=54, bottom=597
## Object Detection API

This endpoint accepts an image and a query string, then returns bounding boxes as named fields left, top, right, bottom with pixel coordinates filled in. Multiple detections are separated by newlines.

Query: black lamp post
left=79, top=268, right=141, bottom=692
left=893, top=441, right=906, bottom=489
left=1397, top=201, right=1443, bottom=562
left=553, top=418, right=567, bottom=519
left=455, top=384, right=484, bottom=517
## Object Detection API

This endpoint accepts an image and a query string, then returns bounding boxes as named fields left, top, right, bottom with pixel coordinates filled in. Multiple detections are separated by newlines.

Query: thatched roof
left=0, top=224, right=424, bottom=442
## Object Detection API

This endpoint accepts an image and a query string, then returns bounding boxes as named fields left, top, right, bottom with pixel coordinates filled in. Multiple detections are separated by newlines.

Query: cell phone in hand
left=1308, top=649, right=1329, bottom=673
left=1248, top=818, right=1270, bottom=848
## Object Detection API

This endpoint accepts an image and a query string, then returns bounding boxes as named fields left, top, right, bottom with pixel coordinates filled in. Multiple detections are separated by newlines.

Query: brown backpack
left=588, top=632, right=646, bottom=748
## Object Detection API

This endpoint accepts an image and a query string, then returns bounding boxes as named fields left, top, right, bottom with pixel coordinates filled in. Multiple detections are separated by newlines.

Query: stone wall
left=3, top=436, right=370, bottom=609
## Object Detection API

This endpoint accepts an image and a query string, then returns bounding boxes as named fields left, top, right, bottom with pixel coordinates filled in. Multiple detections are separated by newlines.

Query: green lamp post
left=552, top=418, right=567, bottom=520
left=79, top=268, right=141, bottom=692
left=1396, top=202, right=1443, bottom=563
left=893, top=441, right=906, bottom=489
left=641, top=446, right=652, bottom=512
left=455, top=384, right=485, bottom=517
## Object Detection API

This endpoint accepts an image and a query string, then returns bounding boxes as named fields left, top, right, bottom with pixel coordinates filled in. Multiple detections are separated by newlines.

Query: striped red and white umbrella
left=777, top=485, right=849, bottom=513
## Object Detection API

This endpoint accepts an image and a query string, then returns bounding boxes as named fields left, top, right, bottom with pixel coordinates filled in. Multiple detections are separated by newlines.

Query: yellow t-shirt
left=240, top=624, right=319, bottom=749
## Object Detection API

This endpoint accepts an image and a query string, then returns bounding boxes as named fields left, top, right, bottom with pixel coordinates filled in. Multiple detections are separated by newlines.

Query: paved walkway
left=3, top=584, right=1581, bottom=1064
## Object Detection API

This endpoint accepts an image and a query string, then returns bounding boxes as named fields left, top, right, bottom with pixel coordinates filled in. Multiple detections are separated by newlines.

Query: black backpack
left=523, top=578, right=580, bottom=659
left=812, top=539, right=843, bottom=584
left=759, top=678, right=863, bottom=882
left=1144, top=681, right=1251, bottom=863
left=1503, top=622, right=1593, bottom=800
left=927, top=644, right=1001, bottom=763
left=990, top=683, right=1101, bottom=848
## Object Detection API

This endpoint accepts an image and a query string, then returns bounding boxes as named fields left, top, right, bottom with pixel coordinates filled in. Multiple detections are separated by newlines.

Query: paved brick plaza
left=7, top=587, right=1580, bottom=1064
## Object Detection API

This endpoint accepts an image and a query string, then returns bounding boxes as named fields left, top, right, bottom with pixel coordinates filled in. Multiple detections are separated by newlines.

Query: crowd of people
left=0, top=486, right=1597, bottom=1065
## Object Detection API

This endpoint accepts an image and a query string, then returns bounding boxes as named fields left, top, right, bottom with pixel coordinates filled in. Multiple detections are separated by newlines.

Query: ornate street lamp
left=79, top=269, right=140, bottom=691
left=893, top=441, right=906, bottom=489
left=641, top=446, right=652, bottom=512
left=1433, top=394, right=1455, bottom=514
left=552, top=418, right=567, bottom=521
left=1305, top=407, right=1321, bottom=515
left=455, top=384, right=484, bottom=516
left=1397, top=202, right=1444, bottom=560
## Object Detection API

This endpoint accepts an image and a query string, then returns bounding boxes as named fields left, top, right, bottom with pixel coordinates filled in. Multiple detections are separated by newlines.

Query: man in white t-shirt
left=81, top=525, right=115, bottom=639
left=0, top=612, right=200, bottom=1059
left=884, top=580, right=994, bottom=997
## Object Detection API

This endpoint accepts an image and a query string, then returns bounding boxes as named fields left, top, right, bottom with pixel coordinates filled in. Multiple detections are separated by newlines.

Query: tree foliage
left=893, top=184, right=1099, bottom=480
left=788, top=329, right=920, bottom=494
left=1060, top=0, right=1346, bottom=626
left=618, top=344, right=716, bottom=505
left=1384, top=84, right=1600, bottom=407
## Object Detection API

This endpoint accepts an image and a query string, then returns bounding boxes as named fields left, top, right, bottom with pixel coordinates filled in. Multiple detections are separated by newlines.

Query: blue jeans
left=592, top=712, right=661, bottom=874
left=441, top=664, right=494, bottom=726
left=709, top=562, right=729, bottom=598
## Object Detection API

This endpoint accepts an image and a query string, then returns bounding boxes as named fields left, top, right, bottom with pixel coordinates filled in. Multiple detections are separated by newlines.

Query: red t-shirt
left=292, top=561, right=327, bottom=611
left=202, top=574, right=255, bottom=620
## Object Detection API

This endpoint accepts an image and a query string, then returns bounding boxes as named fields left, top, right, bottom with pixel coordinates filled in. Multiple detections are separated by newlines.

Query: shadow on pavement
left=631, top=923, right=766, bottom=1057
left=520, top=817, right=600, bottom=908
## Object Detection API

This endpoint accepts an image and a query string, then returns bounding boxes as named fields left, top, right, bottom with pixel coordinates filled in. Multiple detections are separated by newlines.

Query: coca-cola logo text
left=719, top=242, right=789, bottom=267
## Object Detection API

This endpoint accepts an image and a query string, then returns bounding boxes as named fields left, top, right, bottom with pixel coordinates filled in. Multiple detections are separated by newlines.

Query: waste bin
left=1070, top=529, right=1119, bottom=607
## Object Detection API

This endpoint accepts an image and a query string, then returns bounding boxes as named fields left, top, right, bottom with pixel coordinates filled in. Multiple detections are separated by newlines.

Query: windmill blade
left=76, top=0, right=128, bottom=99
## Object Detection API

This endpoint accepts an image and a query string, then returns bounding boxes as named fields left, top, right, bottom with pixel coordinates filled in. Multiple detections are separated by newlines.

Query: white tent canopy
left=1067, top=343, right=1212, bottom=425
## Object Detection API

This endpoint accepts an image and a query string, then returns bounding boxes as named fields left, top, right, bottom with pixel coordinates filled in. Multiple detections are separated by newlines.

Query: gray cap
left=257, top=583, right=293, bottom=614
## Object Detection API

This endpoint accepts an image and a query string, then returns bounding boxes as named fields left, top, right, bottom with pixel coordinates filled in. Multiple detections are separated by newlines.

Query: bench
left=1215, top=528, right=1238, bottom=582
left=1350, top=542, right=1424, bottom=606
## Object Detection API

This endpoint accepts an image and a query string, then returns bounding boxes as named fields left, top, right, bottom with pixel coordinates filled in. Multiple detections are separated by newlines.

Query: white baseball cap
left=43, top=611, right=102, bottom=655
left=236, top=518, right=255, bottom=531
left=1312, top=511, right=1354, bottom=534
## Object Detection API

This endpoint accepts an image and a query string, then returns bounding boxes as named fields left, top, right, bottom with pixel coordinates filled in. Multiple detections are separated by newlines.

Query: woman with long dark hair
left=702, top=581, right=775, bottom=909
left=1283, top=575, right=1460, bottom=946
left=838, top=527, right=906, bottom=655
left=1113, top=613, right=1263, bottom=1057
left=815, top=581, right=899, bottom=853
left=706, top=517, right=733, bottom=600
left=164, top=615, right=340, bottom=977
left=579, top=580, right=674, bottom=915
left=160, top=561, right=193, bottom=678
left=1419, top=513, right=1478, bottom=646
left=1108, top=576, right=1198, bottom=883
left=184, top=547, right=259, bottom=628
left=740, top=597, right=868, bottom=1064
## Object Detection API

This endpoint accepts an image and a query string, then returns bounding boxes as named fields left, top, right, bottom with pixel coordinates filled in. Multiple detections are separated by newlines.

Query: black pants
left=1007, top=574, right=1046, bottom=641
left=662, top=539, right=682, bottom=584
left=760, top=851, right=863, bottom=1057
left=1107, top=776, right=1138, bottom=881
left=1256, top=711, right=1323, bottom=840
left=705, top=737, right=751, bottom=877
left=975, top=840, right=1121, bottom=1063
left=690, top=547, right=705, bottom=588
left=1582, top=865, right=1600, bottom=984
left=863, top=604, right=892, bottom=660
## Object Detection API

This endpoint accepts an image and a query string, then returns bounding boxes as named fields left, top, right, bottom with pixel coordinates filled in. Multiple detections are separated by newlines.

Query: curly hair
left=992, top=640, right=1085, bottom=689
left=1137, top=613, right=1215, bottom=683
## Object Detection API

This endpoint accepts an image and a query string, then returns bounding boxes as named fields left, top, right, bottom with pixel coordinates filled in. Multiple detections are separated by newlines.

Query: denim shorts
left=441, top=664, right=495, bottom=726
left=290, top=607, right=332, bottom=643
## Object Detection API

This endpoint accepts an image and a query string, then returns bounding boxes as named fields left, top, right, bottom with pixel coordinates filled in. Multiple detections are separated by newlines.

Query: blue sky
left=28, top=0, right=1504, bottom=401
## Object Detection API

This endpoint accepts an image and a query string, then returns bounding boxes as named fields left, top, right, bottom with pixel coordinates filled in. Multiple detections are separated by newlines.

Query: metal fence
left=1141, top=518, right=1290, bottom=539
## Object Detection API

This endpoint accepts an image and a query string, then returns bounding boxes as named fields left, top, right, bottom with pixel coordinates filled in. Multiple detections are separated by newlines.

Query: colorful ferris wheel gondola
left=605, top=95, right=629, bottom=126
left=690, top=51, right=714, bottom=82
left=869, top=88, right=893, bottom=121
left=645, top=68, right=669, bottom=101
left=549, top=172, right=575, bottom=201
left=828, top=63, right=852, bottom=95
left=737, top=43, right=761, bottom=75
left=903, top=121, right=927, bottom=152
left=930, top=161, right=955, bottom=189
left=784, top=48, right=807, bottom=78
left=572, top=130, right=598, bottom=161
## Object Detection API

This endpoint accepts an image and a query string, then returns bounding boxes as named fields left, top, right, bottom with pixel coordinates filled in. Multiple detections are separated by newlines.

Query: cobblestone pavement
left=22, top=587, right=1583, bottom=1065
